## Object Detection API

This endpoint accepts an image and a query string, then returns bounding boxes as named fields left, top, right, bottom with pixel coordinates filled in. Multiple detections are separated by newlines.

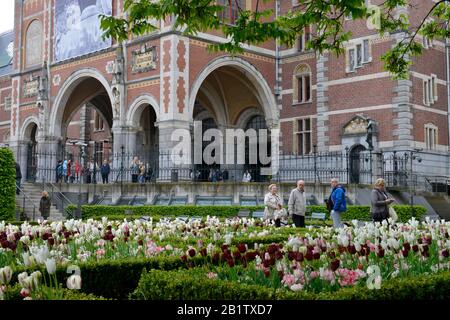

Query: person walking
left=100, top=160, right=110, bottom=184
left=138, top=161, right=146, bottom=184
left=39, top=191, right=51, bottom=220
left=242, top=170, right=252, bottom=182
left=15, top=162, right=22, bottom=195
left=55, top=160, right=63, bottom=183
left=75, top=160, right=80, bottom=181
left=67, top=159, right=72, bottom=183
left=328, top=178, right=347, bottom=228
left=130, top=157, right=139, bottom=183
left=264, top=184, right=285, bottom=227
left=288, top=180, right=307, bottom=228
left=371, top=178, right=395, bottom=223
left=62, top=159, right=68, bottom=182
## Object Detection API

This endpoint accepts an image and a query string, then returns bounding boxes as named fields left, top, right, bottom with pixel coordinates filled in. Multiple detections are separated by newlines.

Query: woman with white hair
left=371, top=178, right=395, bottom=223
left=264, top=184, right=285, bottom=227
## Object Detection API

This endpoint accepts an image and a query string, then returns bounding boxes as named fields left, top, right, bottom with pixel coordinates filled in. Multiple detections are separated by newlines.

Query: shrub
left=11, top=255, right=208, bottom=300
left=0, top=148, right=16, bottom=221
left=65, top=204, right=426, bottom=223
left=130, top=269, right=278, bottom=300
left=131, top=268, right=450, bottom=300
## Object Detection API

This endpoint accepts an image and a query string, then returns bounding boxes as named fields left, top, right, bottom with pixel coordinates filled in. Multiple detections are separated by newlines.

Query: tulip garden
left=0, top=216, right=449, bottom=300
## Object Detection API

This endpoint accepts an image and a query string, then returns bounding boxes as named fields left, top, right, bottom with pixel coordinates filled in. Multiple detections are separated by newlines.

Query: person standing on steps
left=15, top=162, right=22, bottom=195
left=101, top=160, right=110, bottom=184
left=39, top=191, right=51, bottom=220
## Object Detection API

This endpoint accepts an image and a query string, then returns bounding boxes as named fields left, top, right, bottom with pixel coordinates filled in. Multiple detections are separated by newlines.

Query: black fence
left=18, top=148, right=449, bottom=189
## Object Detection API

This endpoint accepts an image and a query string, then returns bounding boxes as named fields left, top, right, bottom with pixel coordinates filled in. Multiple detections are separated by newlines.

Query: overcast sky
left=0, top=0, right=14, bottom=34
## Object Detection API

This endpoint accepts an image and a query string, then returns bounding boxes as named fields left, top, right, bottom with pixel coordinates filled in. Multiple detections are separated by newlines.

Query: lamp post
left=76, top=142, right=87, bottom=219
left=407, top=148, right=423, bottom=217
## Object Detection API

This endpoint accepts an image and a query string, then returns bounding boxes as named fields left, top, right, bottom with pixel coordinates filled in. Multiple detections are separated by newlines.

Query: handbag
left=274, top=208, right=287, bottom=220
left=388, top=206, right=398, bottom=222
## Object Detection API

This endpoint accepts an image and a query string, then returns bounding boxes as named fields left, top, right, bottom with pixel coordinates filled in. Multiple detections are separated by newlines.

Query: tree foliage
left=100, top=0, right=450, bottom=79
left=0, top=148, right=16, bottom=221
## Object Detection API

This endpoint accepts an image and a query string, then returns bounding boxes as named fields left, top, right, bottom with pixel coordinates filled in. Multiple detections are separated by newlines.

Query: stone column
left=316, top=54, right=329, bottom=152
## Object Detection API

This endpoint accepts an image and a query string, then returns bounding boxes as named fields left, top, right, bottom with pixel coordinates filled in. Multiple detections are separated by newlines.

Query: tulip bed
left=0, top=216, right=449, bottom=300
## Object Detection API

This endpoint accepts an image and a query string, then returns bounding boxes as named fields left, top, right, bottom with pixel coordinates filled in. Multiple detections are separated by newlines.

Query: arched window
left=25, top=20, right=43, bottom=68
left=293, top=64, right=312, bottom=104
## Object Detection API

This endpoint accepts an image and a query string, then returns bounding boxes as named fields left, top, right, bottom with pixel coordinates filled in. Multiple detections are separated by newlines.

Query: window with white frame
left=346, top=39, right=371, bottom=73
left=297, top=25, right=311, bottom=52
left=293, top=64, right=312, bottom=104
left=293, top=118, right=312, bottom=155
left=422, top=18, right=434, bottom=49
left=217, top=0, right=244, bottom=25
left=424, top=123, right=438, bottom=150
left=4, top=96, right=11, bottom=111
left=94, top=111, right=104, bottom=131
left=423, top=74, right=438, bottom=106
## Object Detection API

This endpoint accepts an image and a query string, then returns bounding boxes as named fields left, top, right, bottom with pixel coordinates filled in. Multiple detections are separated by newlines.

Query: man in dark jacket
left=100, top=160, right=111, bottom=184
left=15, top=162, right=22, bottom=195
left=329, top=178, right=347, bottom=228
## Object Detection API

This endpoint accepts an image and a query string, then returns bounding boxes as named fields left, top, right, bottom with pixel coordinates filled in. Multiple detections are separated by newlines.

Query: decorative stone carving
left=131, top=44, right=157, bottom=73
left=343, top=116, right=369, bottom=135
left=112, top=86, right=120, bottom=118
left=23, top=75, right=39, bottom=98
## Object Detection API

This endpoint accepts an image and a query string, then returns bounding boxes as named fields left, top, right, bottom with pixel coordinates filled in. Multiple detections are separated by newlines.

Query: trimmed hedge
left=130, top=269, right=278, bottom=300
left=65, top=204, right=426, bottom=223
left=11, top=255, right=208, bottom=300
left=131, top=269, right=450, bottom=300
left=0, top=148, right=16, bottom=221
left=2, top=283, right=108, bottom=300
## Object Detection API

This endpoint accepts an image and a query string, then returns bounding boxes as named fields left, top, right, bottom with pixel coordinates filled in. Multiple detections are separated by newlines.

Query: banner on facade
left=54, top=0, right=112, bottom=62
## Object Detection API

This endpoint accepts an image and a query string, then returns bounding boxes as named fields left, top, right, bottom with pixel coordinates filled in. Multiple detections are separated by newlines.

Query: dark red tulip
left=328, top=251, right=336, bottom=259
left=403, top=242, right=411, bottom=251
left=8, top=241, right=16, bottom=251
left=263, top=260, right=270, bottom=268
left=42, top=233, right=50, bottom=241
left=305, top=252, right=313, bottom=261
left=402, top=249, right=409, bottom=258
left=422, top=250, right=430, bottom=258
left=212, top=253, right=220, bottom=264
left=64, top=231, right=71, bottom=239
left=441, top=249, right=449, bottom=258
left=422, top=245, right=429, bottom=252
left=14, top=232, right=22, bottom=241
left=188, top=248, right=196, bottom=257
left=221, top=244, right=228, bottom=252
left=267, top=244, right=278, bottom=254
left=278, top=271, right=284, bottom=279
left=275, top=251, right=283, bottom=260
left=200, top=248, right=207, bottom=257
left=313, top=252, right=320, bottom=260
left=347, top=245, right=356, bottom=254
left=330, top=259, right=340, bottom=271
left=296, top=252, right=304, bottom=262
left=138, top=239, right=143, bottom=246
left=227, top=259, right=235, bottom=267
left=288, top=251, right=296, bottom=261
left=180, top=255, right=187, bottom=262
left=377, top=249, right=385, bottom=258
left=47, top=237, right=55, bottom=246
left=263, top=269, right=270, bottom=278
left=237, top=244, right=247, bottom=253
left=412, top=245, right=419, bottom=252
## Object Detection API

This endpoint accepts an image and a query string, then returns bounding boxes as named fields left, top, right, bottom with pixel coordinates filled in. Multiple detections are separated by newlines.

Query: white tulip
left=18, top=272, right=28, bottom=288
left=66, top=275, right=82, bottom=290
left=0, top=266, right=12, bottom=285
left=45, top=258, right=56, bottom=275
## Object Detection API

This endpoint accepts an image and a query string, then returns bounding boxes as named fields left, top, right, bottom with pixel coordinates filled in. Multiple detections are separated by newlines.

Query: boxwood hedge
left=65, top=204, right=426, bottom=223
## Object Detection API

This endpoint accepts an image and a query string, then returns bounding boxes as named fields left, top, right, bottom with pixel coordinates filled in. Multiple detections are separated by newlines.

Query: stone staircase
left=423, top=195, right=450, bottom=221
left=16, top=182, right=65, bottom=221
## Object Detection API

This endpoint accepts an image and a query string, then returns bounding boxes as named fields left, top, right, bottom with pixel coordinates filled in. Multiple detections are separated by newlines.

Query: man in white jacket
left=288, top=180, right=307, bottom=227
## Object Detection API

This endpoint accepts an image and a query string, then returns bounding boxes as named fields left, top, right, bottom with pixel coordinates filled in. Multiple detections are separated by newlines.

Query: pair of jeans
left=274, top=219, right=281, bottom=227
left=102, top=174, right=109, bottom=184
left=331, top=210, right=344, bottom=228
left=292, top=214, right=305, bottom=228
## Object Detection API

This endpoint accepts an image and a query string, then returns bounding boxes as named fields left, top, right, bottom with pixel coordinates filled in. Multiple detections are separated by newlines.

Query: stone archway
left=188, top=57, right=278, bottom=181
left=21, top=119, right=39, bottom=182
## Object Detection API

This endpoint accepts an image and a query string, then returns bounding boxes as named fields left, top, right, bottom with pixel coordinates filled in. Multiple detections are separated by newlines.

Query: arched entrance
left=349, top=144, right=366, bottom=184
left=23, top=122, right=38, bottom=182
left=126, top=95, right=160, bottom=182
left=50, top=71, right=114, bottom=184
left=189, top=57, right=278, bottom=181
left=244, top=115, right=270, bottom=182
